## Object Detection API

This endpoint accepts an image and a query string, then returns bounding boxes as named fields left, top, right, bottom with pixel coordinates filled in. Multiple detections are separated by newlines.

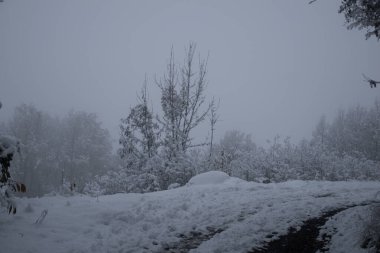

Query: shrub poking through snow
left=0, top=135, right=25, bottom=214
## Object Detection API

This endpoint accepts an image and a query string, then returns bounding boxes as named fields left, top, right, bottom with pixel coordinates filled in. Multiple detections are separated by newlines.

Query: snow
left=0, top=135, right=19, bottom=157
left=186, top=170, right=233, bottom=186
left=1, top=173, right=380, bottom=253
left=167, top=183, right=181, bottom=189
left=318, top=205, right=371, bottom=253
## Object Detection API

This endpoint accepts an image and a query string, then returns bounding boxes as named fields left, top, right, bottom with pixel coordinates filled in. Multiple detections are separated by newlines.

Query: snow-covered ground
left=1, top=171, right=380, bottom=253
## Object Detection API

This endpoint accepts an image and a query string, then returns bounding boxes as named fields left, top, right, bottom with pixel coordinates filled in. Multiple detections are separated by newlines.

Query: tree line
left=1, top=105, right=113, bottom=196
left=2, top=44, right=380, bottom=197
left=88, top=101, right=380, bottom=196
left=87, top=44, right=380, bottom=195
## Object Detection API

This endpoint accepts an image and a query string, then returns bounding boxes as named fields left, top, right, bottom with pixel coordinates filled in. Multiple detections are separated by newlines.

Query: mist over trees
left=3, top=97, right=380, bottom=197
left=4, top=98, right=379, bottom=198
left=211, top=101, right=380, bottom=182
left=1, top=104, right=113, bottom=197
left=87, top=98, right=380, bottom=196
left=2, top=44, right=380, bottom=198
left=2, top=1, right=380, bottom=250
left=86, top=44, right=380, bottom=195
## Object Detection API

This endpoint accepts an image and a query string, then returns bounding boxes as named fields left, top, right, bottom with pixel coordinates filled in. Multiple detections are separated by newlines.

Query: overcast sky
left=1, top=0, right=380, bottom=147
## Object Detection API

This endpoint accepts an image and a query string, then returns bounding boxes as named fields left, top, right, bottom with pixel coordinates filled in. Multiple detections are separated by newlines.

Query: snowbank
left=186, top=171, right=231, bottom=186
left=1, top=179, right=380, bottom=253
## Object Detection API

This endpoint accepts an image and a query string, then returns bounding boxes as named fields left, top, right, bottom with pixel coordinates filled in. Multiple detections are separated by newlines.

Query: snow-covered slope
left=1, top=171, right=379, bottom=253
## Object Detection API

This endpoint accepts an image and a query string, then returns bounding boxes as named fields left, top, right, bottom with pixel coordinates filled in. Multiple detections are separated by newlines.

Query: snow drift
left=0, top=173, right=379, bottom=253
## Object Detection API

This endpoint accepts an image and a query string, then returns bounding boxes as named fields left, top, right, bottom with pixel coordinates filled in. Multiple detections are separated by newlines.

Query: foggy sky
left=1, top=0, right=380, bottom=147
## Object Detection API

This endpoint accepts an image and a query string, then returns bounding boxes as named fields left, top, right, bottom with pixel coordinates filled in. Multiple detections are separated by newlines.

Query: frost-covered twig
left=35, top=209, right=48, bottom=225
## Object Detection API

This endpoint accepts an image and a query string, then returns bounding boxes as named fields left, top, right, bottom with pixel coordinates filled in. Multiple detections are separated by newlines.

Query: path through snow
left=1, top=173, right=380, bottom=253
left=248, top=202, right=379, bottom=253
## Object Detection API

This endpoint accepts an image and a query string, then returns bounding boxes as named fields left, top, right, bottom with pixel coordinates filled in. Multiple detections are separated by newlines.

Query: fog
left=1, top=0, right=380, bottom=147
left=3, top=2, right=380, bottom=251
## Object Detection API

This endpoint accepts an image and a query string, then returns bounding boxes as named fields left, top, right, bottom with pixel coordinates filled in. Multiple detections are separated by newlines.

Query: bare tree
left=157, top=43, right=212, bottom=159
left=209, top=98, right=219, bottom=157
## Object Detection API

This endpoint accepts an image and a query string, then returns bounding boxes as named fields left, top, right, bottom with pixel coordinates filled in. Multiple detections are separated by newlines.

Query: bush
left=0, top=135, right=25, bottom=214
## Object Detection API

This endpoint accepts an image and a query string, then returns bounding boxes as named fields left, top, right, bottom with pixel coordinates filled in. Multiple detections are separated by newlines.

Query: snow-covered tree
left=117, top=44, right=216, bottom=191
left=119, top=82, right=159, bottom=173
left=0, top=135, right=26, bottom=214
left=118, top=81, right=163, bottom=191
left=366, top=99, right=380, bottom=160
left=310, top=0, right=380, bottom=39
left=156, top=43, right=212, bottom=160
left=61, top=111, right=112, bottom=193
left=339, top=0, right=380, bottom=39
left=6, top=104, right=58, bottom=196
left=311, top=115, right=329, bottom=148
left=211, top=130, right=257, bottom=178
left=0, top=103, right=25, bottom=214
left=208, top=98, right=219, bottom=159
left=4, top=105, right=113, bottom=196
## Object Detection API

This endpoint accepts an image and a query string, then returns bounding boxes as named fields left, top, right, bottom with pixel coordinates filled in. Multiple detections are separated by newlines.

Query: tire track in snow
left=156, top=208, right=258, bottom=253
left=248, top=201, right=380, bottom=253
left=157, top=226, right=225, bottom=253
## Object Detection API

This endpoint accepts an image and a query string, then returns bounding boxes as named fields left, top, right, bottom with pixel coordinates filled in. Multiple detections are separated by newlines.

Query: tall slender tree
left=119, top=79, right=159, bottom=172
left=156, top=43, right=212, bottom=160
